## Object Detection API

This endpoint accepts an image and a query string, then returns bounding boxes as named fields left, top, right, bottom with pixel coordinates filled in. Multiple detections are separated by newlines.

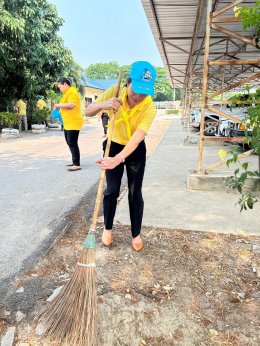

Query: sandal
left=66, top=164, right=74, bottom=167
left=68, top=166, right=82, bottom=171
left=101, top=230, right=112, bottom=246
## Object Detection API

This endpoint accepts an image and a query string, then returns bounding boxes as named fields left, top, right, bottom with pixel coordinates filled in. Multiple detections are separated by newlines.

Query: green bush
left=166, top=109, right=179, bottom=114
left=30, top=108, right=49, bottom=124
left=0, top=112, right=19, bottom=128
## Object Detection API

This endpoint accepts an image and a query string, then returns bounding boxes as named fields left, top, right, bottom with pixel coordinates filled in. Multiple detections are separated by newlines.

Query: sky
left=50, top=0, right=163, bottom=69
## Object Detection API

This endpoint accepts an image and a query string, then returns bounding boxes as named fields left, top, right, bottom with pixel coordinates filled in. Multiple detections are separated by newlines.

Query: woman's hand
left=53, top=103, right=60, bottom=109
left=102, top=97, right=122, bottom=112
left=96, top=155, right=122, bottom=170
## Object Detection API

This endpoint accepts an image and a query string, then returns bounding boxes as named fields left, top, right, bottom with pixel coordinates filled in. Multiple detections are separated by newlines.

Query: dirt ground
left=1, top=200, right=259, bottom=346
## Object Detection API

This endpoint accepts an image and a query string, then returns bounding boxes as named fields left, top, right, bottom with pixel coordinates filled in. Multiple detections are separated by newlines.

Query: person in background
left=16, top=98, right=28, bottom=132
left=54, top=77, right=83, bottom=171
left=101, top=111, right=109, bottom=137
left=85, top=61, right=157, bottom=251
left=36, top=95, right=49, bottom=127
left=36, top=95, right=46, bottom=110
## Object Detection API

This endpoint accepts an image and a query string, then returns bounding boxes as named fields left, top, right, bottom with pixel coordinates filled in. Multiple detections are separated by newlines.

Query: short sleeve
left=67, top=92, right=80, bottom=104
left=95, top=85, right=117, bottom=104
left=137, top=103, right=157, bottom=133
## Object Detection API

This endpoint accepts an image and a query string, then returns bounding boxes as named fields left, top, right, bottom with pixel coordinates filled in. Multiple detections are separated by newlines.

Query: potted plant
left=0, top=112, right=20, bottom=138
left=30, top=108, right=49, bottom=134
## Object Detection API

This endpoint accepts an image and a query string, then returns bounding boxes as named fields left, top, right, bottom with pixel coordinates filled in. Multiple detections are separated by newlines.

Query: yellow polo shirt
left=16, top=99, right=27, bottom=116
left=95, top=85, right=156, bottom=145
left=60, top=87, right=83, bottom=130
left=37, top=99, right=47, bottom=110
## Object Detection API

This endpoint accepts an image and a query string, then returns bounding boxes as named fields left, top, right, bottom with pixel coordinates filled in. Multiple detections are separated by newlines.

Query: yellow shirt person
left=59, top=87, right=83, bottom=131
left=37, top=98, right=47, bottom=110
left=85, top=61, right=157, bottom=252
left=16, top=99, right=27, bottom=116
left=16, top=99, right=28, bottom=132
left=54, top=77, right=83, bottom=171
left=96, top=85, right=156, bottom=145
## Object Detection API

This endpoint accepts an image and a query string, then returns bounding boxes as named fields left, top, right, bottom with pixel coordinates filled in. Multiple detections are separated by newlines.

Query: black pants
left=101, top=116, right=109, bottom=134
left=103, top=140, right=146, bottom=238
left=64, top=130, right=80, bottom=166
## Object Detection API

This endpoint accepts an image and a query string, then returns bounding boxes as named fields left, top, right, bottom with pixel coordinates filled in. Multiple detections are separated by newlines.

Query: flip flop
left=66, top=164, right=74, bottom=166
left=68, top=166, right=82, bottom=171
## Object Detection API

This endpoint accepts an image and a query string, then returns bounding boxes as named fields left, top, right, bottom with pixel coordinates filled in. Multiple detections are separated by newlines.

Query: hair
left=125, top=77, right=132, bottom=87
left=57, top=77, right=72, bottom=86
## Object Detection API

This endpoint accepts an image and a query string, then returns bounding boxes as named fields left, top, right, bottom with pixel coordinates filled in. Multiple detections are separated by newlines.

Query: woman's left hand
left=96, top=156, right=122, bottom=170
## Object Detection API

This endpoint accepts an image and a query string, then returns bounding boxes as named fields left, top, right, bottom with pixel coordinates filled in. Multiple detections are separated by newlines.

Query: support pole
left=198, top=0, right=212, bottom=173
left=187, top=75, right=193, bottom=131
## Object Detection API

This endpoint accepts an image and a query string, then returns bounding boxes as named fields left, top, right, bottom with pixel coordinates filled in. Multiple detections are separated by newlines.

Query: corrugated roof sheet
left=84, top=77, right=118, bottom=90
left=141, top=0, right=259, bottom=90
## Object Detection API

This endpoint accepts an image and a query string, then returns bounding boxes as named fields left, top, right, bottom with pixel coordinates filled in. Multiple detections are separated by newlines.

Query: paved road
left=0, top=121, right=104, bottom=283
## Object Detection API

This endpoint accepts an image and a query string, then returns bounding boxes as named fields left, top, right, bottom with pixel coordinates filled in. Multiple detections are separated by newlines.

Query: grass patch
left=166, top=109, right=179, bottom=114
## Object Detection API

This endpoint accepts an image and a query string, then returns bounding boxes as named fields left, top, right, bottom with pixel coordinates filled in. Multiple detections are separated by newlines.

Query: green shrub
left=0, top=112, right=19, bottom=128
left=166, top=109, right=179, bottom=114
left=30, top=108, right=49, bottom=124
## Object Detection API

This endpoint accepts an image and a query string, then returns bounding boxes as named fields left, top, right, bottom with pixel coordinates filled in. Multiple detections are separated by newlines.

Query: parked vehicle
left=190, top=108, right=219, bottom=136
left=219, top=107, right=252, bottom=138
left=190, top=105, right=252, bottom=139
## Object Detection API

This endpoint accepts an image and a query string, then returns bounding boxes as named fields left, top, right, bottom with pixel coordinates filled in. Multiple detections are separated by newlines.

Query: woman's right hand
left=102, top=97, right=122, bottom=112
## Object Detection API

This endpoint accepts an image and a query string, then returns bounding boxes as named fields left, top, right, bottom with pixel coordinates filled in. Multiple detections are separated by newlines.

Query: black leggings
left=64, top=130, right=80, bottom=166
left=103, top=140, right=146, bottom=238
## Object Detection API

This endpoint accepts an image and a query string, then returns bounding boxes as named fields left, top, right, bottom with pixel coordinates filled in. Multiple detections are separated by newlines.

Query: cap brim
left=131, top=79, right=154, bottom=97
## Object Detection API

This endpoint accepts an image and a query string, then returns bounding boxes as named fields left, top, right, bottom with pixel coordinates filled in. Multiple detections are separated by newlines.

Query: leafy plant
left=0, top=112, right=19, bottom=128
left=234, top=2, right=260, bottom=48
left=225, top=157, right=260, bottom=211
left=30, top=108, right=49, bottom=125
left=220, top=88, right=260, bottom=211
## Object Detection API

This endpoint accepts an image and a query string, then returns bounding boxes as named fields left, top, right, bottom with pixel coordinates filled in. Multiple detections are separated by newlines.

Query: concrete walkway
left=116, top=117, right=260, bottom=235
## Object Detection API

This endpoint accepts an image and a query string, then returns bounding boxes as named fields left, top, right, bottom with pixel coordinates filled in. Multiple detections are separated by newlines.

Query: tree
left=0, top=0, right=76, bottom=110
left=86, top=61, right=120, bottom=79
left=153, top=67, right=174, bottom=101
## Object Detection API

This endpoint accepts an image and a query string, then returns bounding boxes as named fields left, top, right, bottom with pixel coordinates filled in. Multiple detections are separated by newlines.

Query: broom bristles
left=37, top=248, right=97, bottom=346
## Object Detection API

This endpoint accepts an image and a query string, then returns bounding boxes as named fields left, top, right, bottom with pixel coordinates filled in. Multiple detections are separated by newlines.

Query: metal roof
left=84, top=77, right=118, bottom=90
left=141, top=0, right=259, bottom=91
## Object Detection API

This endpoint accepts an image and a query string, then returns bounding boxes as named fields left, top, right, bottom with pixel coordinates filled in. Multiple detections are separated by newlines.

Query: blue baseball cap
left=36, top=95, right=42, bottom=99
left=129, top=61, right=156, bottom=97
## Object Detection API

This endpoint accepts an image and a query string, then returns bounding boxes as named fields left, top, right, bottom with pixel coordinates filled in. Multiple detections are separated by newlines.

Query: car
left=190, top=108, right=219, bottom=136
left=219, top=107, right=252, bottom=138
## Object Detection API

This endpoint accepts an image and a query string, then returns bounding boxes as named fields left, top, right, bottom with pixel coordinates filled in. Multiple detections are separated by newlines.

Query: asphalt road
left=0, top=122, right=103, bottom=285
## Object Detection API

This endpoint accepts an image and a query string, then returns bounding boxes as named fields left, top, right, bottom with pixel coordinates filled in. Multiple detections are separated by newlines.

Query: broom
left=37, top=69, right=123, bottom=346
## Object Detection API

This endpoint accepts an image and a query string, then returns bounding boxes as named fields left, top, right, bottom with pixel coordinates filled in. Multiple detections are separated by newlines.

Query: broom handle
left=90, top=69, right=123, bottom=231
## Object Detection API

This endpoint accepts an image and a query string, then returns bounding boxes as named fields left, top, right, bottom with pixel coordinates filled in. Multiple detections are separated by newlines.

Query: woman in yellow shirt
left=54, top=77, right=83, bottom=171
left=85, top=61, right=157, bottom=251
